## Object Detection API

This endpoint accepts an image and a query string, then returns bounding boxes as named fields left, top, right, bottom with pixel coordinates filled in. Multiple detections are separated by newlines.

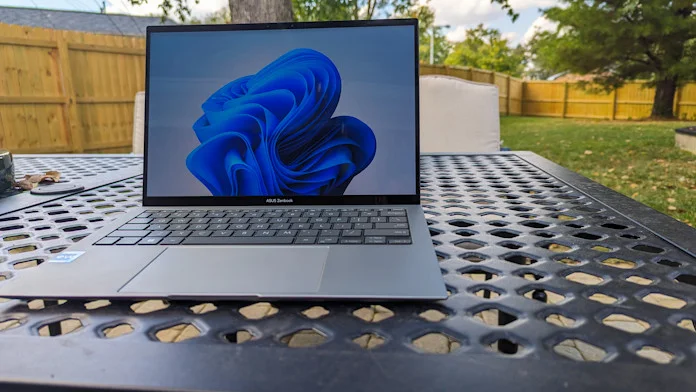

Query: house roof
left=0, top=6, right=177, bottom=36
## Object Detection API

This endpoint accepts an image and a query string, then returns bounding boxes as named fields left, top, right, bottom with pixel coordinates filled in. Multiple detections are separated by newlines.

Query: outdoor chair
left=419, top=75, right=501, bottom=153
left=132, top=91, right=145, bottom=154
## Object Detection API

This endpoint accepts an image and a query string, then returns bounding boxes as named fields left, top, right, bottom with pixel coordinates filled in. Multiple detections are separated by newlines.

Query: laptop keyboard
left=95, top=208, right=411, bottom=246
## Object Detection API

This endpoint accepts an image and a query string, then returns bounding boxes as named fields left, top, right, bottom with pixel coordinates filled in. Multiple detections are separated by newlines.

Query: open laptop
left=0, top=19, right=446, bottom=300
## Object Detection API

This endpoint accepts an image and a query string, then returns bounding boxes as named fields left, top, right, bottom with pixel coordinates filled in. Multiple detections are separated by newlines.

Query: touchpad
left=119, top=246, right=328, bottom=295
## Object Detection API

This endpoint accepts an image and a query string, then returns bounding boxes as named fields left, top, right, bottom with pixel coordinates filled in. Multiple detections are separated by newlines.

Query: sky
left=0, top=0, right=558, bottom=45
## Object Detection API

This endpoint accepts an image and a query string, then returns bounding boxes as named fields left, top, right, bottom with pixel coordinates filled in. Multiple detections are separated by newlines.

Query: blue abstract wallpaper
left=186, top=49, right=376, bottom=196
left=146, top=27, right=416, bottom=197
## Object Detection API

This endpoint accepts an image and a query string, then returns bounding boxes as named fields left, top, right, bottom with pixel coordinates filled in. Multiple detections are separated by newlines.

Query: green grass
left=500, top=117, right=696, bottom=226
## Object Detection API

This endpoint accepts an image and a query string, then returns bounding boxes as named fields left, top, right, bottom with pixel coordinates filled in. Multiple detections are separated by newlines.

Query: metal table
left=0, top=152, right=695, bottom=392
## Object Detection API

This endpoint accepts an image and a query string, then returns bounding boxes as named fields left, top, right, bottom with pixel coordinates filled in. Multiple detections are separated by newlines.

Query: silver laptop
left=0, top=19, right=446, bottom=300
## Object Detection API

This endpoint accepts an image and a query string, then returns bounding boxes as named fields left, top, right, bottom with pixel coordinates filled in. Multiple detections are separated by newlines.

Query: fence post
left=56, top=33, right=84, bottom=153
left=562, top=82, right=569, bottom=118
left=610, top=88, right=617, bottom=120
left=506, top=75, right=511, bottom=116
left=489, top=71, right=495, bottom=85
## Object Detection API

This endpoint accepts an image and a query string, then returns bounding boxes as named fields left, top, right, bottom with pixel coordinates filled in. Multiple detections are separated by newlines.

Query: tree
left=291, top=0, right=415, bottom=21
left=230, top=0, right=293, bottom=23
left=445, top=24, right=526, bottom=77
left=189, top=7, right=231, bottom=24
left=393, top=2, right=450, bottom=64
left=528, top=1, right=696, bottom=119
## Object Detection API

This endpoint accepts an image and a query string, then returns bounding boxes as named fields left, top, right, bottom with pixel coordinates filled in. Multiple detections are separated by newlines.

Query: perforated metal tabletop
left=0, top=152, right=695, bottom=392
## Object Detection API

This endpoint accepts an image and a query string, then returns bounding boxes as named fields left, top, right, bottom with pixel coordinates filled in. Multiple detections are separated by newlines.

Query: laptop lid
left=143, top=19, right=420, bottom=207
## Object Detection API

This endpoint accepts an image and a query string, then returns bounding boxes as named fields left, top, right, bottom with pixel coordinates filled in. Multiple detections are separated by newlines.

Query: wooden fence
left=1, top=22, right=695, bottom=154
left=0, top=23, right=145, bottom=153
left=421, top=64, right=696, bottom=120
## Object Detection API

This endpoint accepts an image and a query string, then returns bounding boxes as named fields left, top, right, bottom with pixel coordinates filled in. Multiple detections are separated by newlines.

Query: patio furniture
left=0, top=152, right=695, bottom=391
left=132, top=91, right=145, bottom=154
left=419, top=75, right=501, bottom=152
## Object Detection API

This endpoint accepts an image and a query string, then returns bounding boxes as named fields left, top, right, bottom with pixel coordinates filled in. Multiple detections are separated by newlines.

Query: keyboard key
left=147, top=224, right=169, bottom=231
left=317, top=237, right=338, bottom=244
left=139, top=237, right=161, bottom=245
left=265, top=212, right=283, bottom=218
left=246, top=212, right=264, bottom=218
left=129, top=218, right=152, bottom=224
left=269, top=217, right=288, bottom=224
left=340, top=238, right=362, bottom=244
left=230, top=224, right=250, bottom=230
left=169, top=224, right=189, bottom=231
left=233, top=230, right=254, bottom=237
left=95, top=237, right=119, bottom=245
left=291, top=223, right=312, bottom=230
left=111, top=230, right=150, bottom=237
left=191, top=218, right=210, bottom=224
left=354, top=223, right=373, bottom=230
left=212, top=230, right=233, bottom=237
left=381, top=210, right=406, bottom=217
left=211, top=218, right=229, bottom=224
left=151, top=213, right=170, bottom=219
left=290, top=217, right=309, bottom=223
left=207, top=212, right=226, bottom=218
left=370, top=217, right=387, bottom=223
left=303, top=211, right=321, bottom=217
left=117, top=237, right=140, bottom=245
left=342, top=229, right=362, bottom=237
left=299, top=229, right=319, bottom=237
left=192, top=230, right=212, bottom=237
left=323, top=211, right=340, bottom=217
left=250, top=224, right=270, bottom=230
left=350, top=217, right=368, bottom=223
left=278, top=230, right=298, bottom=237
left=330, top=217, right=349, bottom=223
left=137, top=212, right=152, bottom=218
left=188, top=212, right=206, bottom=218
left=333, top=223, right=352, bottom=230
left=183, top=236, right=294, bottom=245
left=250, top=218, right=269, bottom=224
left=151, top=218, right=172, bottom=224
left=295, top=237, right=316, bottom=244
left=312, top=223, right=332, bottom=230
left=360, top=211, right=378, bottom=217
left=342, top=211, right=359, bottom=217
left=148, top=230, right=171, bottom=237
left=170, top=212, right=188, bottom=218
left=388, top=237, right=412, bottom=245
left=230, top=218, right=250, bottom=224
left=119, top=223, right=148, bottom=230
left=161, top=237, right=184, bottom=245
left=375, top=223, right=409, bottom=229
left=364, top=229, right=410, bottom=237
left=365, top=236, right=386, bottom=244
left=320, top=229, right=340, bottom=237
left=256, top=230, right=277, bottom=237
left=226, top=212, right=245, bottom=218
left=210, top=224, right=229, bottom=230
left=284, top=211, right=302, bottom=218
left=170, top=230, right=192, bottom=237
left=270, top=223, right=291, bottom=230
left=171, top=218, right=191, bottom=224
left=389, top=217, right=408, bottom=223
left=190, top=224, right=209, bottom=231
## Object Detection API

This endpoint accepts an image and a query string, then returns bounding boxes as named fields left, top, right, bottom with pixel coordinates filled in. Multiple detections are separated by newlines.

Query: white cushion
left=132, top=91, right=145, bottom=154
left=419, top=75, right=500, bottom=153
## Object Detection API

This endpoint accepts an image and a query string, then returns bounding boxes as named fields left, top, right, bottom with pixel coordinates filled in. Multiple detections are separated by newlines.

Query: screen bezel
left=143, top=19, right=420, bottom=206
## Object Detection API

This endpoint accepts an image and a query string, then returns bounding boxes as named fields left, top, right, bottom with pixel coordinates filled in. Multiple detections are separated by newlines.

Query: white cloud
left=427, top=0, right=556, bottom=27
left=522, top=15, right=557, bottom=44
left=445, top=25, right=468, bottom=41
left=502, top=31, right=518, bottom=43
left=105, top=0, right=228, bottom=20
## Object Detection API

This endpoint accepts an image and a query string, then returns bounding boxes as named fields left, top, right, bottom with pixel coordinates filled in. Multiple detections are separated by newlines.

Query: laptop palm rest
left=119, top=246, right=328, bottom=295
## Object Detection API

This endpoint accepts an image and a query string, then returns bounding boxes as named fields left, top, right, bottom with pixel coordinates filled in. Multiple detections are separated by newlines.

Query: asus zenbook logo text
left=266, top=198, right=294, bottom=203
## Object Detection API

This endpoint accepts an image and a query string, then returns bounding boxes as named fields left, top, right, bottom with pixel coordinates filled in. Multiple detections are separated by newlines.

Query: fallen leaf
left=630, top=183, right=638, bottom=189
left=631, top=192, right=639, bottom=198
left=608, top=168, right=615, bottom=173
left=668, top=206, right=677, bottom=211
left=584, top=150, right=593, bottom=155
left=667, top=198, right=676, bottom=203
left=621, top=175, right=629, bottom=180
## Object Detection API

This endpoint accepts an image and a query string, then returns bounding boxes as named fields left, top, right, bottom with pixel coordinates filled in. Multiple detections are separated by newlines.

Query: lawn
left=500, top=117, right=696, bottom=226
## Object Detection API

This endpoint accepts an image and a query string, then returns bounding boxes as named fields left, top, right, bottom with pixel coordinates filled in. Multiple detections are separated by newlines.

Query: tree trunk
left=229, top=0, right=293, bottom=23
left=651, top=77, right=677, bottom=119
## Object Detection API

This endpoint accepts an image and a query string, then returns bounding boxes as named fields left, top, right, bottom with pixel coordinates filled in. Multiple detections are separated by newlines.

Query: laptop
left=0, top=19, right=446, bottom=300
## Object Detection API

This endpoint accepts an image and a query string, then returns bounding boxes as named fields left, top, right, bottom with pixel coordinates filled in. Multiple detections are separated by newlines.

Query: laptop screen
left=145, top=22, right=418, bottom=202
